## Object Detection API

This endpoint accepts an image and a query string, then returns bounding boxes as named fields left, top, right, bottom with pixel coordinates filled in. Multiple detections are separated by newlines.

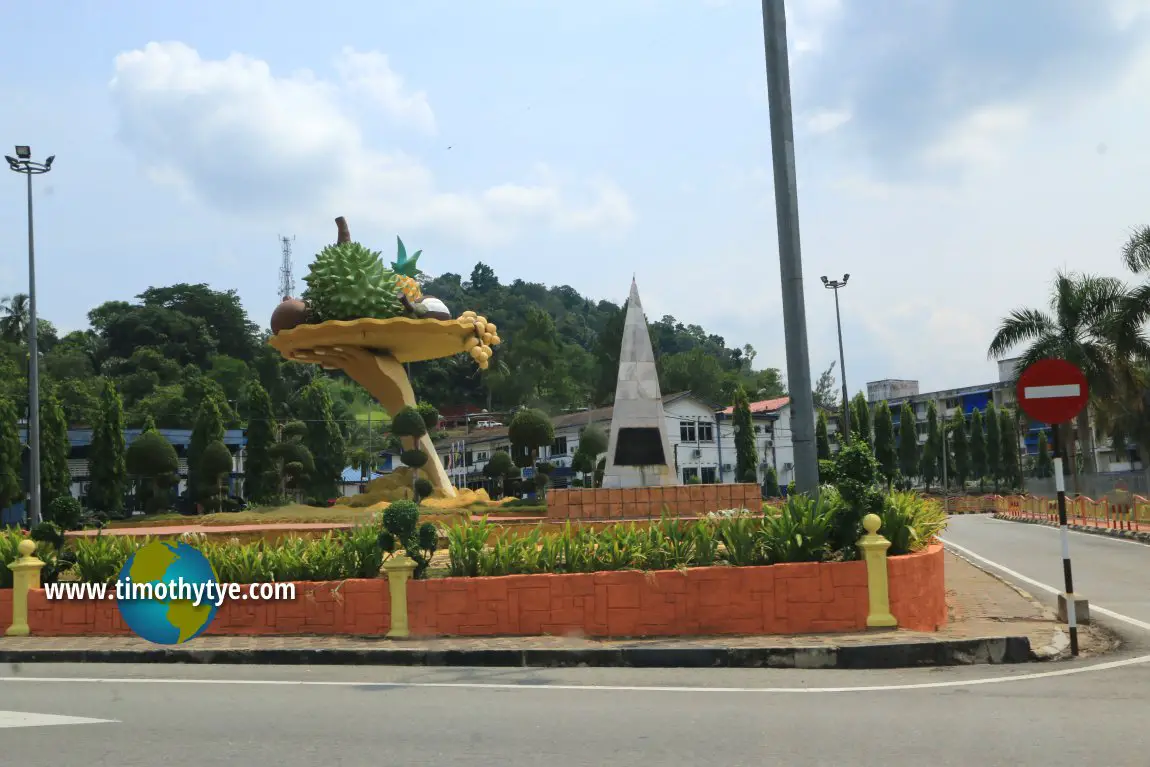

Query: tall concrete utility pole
left=760, top=0, right=818, bottom=494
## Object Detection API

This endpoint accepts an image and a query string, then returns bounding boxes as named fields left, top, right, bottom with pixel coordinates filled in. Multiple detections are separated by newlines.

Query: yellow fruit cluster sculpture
left=458, top=311, right=500, bottom=370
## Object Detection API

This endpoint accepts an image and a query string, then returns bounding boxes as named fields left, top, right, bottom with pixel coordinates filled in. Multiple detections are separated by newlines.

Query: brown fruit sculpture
left=271, top=297, right=308, bottom=334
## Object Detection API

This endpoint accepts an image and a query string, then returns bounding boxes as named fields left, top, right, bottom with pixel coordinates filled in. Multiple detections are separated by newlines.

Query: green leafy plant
left=378, top=499, right=438, bottom=578
left=761, top=493, right=836, bottom=563
left=878, top=491, right=948, bottom=555
left=44, top=496, right=83, bottom=531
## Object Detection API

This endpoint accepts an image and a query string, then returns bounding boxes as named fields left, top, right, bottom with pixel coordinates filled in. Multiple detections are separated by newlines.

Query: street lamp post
left=821, top=275, right=851, bottom=442
left=6, top=146, right=55, bottom=527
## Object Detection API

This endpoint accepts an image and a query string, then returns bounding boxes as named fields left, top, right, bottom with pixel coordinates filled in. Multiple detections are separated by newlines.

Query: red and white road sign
left=1015, top=358, right=1089, bottom=425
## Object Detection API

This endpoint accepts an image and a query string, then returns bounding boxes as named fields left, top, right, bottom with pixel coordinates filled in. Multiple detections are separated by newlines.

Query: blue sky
left=3, top=0, right=1150, bottom=396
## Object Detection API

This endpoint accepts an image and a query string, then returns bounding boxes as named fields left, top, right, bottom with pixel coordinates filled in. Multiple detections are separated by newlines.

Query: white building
left=867, top=379, right=920, bottom=403
left=433, top=392, right=841, bottom=492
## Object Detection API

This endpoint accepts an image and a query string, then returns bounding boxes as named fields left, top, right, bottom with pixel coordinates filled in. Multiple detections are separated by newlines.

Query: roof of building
left=720, top=396, right=790, bottom=416
left=432, top=391, right=695, bottom=448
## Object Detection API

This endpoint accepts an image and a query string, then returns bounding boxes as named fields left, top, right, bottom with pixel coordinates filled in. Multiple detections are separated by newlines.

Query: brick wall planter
left=3, top=544, right=945, bottom=638
left=548, top=484, right=762, bottom=520
left=0, top=589, right=11, bottom=631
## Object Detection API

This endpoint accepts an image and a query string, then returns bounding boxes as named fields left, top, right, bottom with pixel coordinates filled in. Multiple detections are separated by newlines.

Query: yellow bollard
left=6, top=539, right=44, bottom=637
left=382, top=553, right=417, bottom=639
left=858, top=514, right=897, bottom=629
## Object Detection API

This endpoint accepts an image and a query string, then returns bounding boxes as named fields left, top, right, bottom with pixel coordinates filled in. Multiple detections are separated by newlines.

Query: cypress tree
left=969, top=408, right=987, bottom=492
left=1035, top=429, right=1054, bottom=478
left=872, top=401, right=897, bottom=488
left=39, top=387, right=73, bottom=505
left=898, top=401, right=918, bottom=483
left=88, top=380, right=127, bottom=513
left=1000, top=408, right=1021, bottom=491
left=732, top=385, right=759, bottom=484
left=298, top=380, right=346, bottom=502
left=816, top=411, right=831, bottom=460
left=951, top=410, right=970, bottom=489
left=851, top=392, right=872, bottom=446
left=920, top=400, right=940, bottom=491
left=242, top=381, right=279, bottom=503
left=0, top=397, right=22, bottom=511
left=985, top=402, right=1002, bottom=492
left=189, top=396, right=225, bottom=506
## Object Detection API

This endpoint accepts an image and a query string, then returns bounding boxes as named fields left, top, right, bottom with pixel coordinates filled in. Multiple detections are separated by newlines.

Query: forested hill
left=0, top=263, right=785, bottom=431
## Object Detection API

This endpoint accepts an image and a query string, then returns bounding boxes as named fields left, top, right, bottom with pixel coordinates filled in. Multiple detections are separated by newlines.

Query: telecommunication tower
left=278, top=235, right=296, bottom=299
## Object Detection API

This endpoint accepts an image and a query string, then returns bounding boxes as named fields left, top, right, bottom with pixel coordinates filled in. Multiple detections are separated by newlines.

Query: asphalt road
left=942, top=514, right=1150, bottom=628
left=0, top=660, right=1148, bottom=766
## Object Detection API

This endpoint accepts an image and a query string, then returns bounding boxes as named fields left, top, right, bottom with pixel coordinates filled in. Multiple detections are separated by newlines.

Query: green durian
left=302, top=241, right=403, bottom=322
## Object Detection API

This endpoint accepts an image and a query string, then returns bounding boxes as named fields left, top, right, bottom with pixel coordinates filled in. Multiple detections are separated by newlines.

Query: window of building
left=679, top=421, right=696, bottom=442
left=682, top=467, right=699, bottom=484
left=465, top=451, right=474, bottom=466
left=698, top=422, right=714, bottom=442
left=916, top=422, right=928, bottom=436
left=552, top=437, right=568, bottom=455
left=945, top=397, right=960, bottom=409
left=475, top=451, right=489, bottom=462
left=754, top=425, right=762, bottom=434
left=700, top=466, right=717, bottom=484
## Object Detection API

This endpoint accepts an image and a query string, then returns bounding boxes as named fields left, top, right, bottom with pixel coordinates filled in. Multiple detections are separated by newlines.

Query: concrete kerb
left=992, top=512, right=1150, bottom=546
left=0, top=637, right=1032, bottom=669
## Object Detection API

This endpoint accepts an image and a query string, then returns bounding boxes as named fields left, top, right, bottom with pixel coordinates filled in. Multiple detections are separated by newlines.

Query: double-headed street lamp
left=6, top=146, right=55, bottom=526
left=820, top=274, right=851, bottom=441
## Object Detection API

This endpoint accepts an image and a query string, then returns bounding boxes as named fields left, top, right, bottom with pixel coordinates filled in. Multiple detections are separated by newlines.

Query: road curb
left=0, top=637, right=1032, bottom=669
left=992, top=513, right=1150, bottom=546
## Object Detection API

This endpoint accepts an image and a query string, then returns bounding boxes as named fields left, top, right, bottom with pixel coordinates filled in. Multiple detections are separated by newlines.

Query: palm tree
left=0, top=294, right=30, bottom=343
left=987, top=272, right=1128, bottom=483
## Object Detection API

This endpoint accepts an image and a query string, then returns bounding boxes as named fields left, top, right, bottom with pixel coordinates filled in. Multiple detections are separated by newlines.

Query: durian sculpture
left=302, top=241, right=404, bottom=323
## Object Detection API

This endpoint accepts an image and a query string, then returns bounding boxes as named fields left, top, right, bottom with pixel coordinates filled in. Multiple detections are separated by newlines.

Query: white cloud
left=108, top=42, right=633, bottom=246
left=919, top=104, right=1031, bottom=171
left=805, top=108, right=852, bottom=135
left=333, top=47, right=437, bottom=134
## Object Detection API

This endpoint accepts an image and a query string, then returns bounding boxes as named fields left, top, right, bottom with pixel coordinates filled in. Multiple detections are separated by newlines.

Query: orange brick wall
left=0, top=589, right=11, bottom=632
left=548, top=483, right=762, bottom=520
left=888, top=544, right=947, bottom=631
left=9, top=546, right=945, bottom=638
left=23, top=579, right=391, bottom=637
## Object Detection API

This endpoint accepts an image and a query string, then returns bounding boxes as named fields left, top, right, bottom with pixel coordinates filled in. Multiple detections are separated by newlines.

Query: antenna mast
left=278, top=235, right=296, bottom=299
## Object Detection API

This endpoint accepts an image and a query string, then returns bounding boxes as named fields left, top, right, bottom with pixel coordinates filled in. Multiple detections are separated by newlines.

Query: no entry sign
left=1015, top=358, right=1089, bottom=425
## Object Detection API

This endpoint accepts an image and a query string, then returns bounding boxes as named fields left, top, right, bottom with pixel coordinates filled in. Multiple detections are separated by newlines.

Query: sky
left=2, top=0, right=1150, bottom=397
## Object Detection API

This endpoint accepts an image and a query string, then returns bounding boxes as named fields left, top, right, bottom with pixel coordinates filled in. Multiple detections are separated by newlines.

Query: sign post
left=1016, top=358, right=1090, bottom=657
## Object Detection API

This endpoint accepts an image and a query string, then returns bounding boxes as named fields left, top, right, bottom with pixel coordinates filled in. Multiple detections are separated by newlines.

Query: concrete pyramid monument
left=601, top=278, right=678, bottom=488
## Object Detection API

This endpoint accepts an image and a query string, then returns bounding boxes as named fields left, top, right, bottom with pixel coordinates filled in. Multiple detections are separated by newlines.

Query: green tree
left=872, top=401, right=897, bottom=488
left=950, top=410, right=970, bottom=490
left=271, top=421, right=314, bottom=501
left=732, top=386, right=759, bottom=483
left=298, top=380, right=346, bottom=502
left=816, top=411, right=831, bottom=460
left=763, top=464, right=780, bottom=497
left=483, top=450, right=515, bottom=498
left=508, top=408, right=556, bottom=497
left=39, top=387, right=73, bottom=505
left=88, top=380, right=127, bottom=513
left=897, top=402, right=918, bottom=484
left=0, top=396, right=22, bottom=511
left=999, top=408, right=1022, bottom=491
left=200, top=441, right=234, bottom=513
left=125, top=419, right=179, bottom=513
left=969, top=408, right=988, bottom=492
left=919, top=400, right=940, bottom=491
left=851, top=391, right=872, bottom=445
left=985, top=402, right=1002, bottom=492
left=1034, top=429, right=1054, bottom=478
left=188, top=396, right=225, bottom=508
left=242, top=381, right=279, bottom=503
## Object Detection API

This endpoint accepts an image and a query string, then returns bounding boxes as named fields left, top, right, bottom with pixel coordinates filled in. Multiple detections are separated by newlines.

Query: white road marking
left=0, top=710, right=117, bottom=728
left=1, top=654, right=1149, bottom=695
left=941, top=538, right=1150, bottom=633
left=1023, top=384, right=1081, bottom=399
left=984, top=514, right=1149, bottom=548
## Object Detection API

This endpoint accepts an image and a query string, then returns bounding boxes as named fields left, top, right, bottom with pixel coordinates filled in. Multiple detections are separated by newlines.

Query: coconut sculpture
left=269, top=217, right=501, bottom=501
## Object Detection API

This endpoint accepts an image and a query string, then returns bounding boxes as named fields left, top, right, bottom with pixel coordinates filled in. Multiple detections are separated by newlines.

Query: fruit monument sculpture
left=269, top=216, right=500, bottom=501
